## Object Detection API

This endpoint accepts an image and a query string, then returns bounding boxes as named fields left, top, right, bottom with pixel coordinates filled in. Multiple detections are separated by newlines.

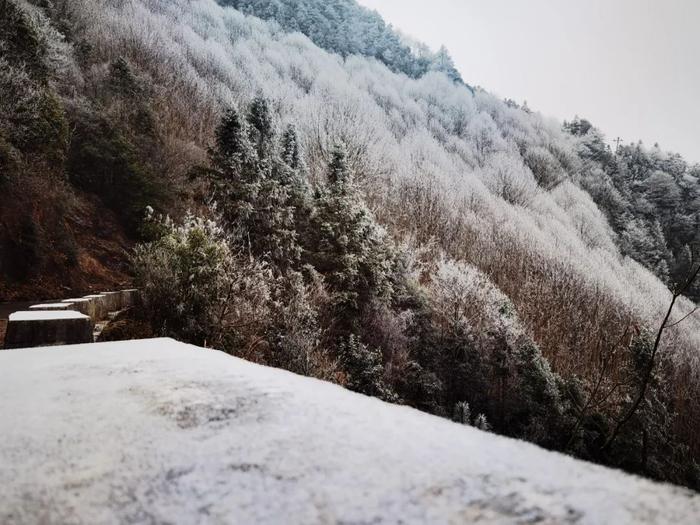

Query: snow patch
left=0, top=338, right=696, bottom=524
left=29, top=303, right=74, bottom=310
left=8, top=311, right=89, bottom=321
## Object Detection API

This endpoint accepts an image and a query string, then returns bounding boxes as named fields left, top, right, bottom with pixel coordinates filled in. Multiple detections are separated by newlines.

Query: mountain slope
left=221, top=0, right=464, bottom=82
left=2, top=0, right=699, bottom=489
left=1, top=338, right=698, bottom=524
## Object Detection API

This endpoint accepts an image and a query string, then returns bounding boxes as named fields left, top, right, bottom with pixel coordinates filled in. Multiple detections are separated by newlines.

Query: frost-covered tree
left=430, top=45, right=461, bottom=83
left=339, top=333, right=395, bottom=400
left=309, top=145, right=394, bottom=317
left=222, top=0, right=463, bottom=83
left=207, top=101, right=308, bottom=270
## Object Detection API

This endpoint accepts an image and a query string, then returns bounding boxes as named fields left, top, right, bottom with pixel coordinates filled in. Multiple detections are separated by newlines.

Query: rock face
left=0, top=338, right=697, bottom=524
left=3, top=311, right=93, bottom=349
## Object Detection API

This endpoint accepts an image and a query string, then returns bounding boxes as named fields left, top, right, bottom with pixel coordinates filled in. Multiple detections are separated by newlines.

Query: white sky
left=357, top=0, right=700, bottom=162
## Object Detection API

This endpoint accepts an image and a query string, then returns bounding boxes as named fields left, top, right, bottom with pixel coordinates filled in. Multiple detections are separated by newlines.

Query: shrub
left=132, top=212, right=271, bottom=347
left=339, top=334, right=396, bottom=401
left=264, top=269, right=339, bottom=381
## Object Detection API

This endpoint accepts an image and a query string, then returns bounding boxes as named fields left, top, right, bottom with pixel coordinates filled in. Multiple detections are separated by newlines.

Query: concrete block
left=83, top=295, right=109, bottom=321
left=29, top=303, right=74, bottom=311
left=62, top=298, right=98, bottom=322
left=3, top=311, right=94, bottom=349
left=120, top=289, right=139, bottom=308
left=99, top=292, right=123, bottom=312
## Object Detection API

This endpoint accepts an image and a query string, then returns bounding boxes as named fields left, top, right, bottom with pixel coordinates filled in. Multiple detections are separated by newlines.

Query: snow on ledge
left=8, top=310, right=89, bottom=321
left=29, top=303, right=73, bottom=310
left=0, top=338, right=697, bottom=524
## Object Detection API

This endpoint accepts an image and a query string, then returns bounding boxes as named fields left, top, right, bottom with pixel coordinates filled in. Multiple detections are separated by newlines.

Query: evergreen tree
left=247, top=95, right=274, bottom=159
left=108, top=57, right=140, bottom=98
left=207, top=101, right=308, bottom=271
left=339, top=334, right=395, bottom=401
left=453, top=401, right=471, bottom=424
left=309, top=145, right=394, bottom=318
left=430, top=45, right=462, bottom=82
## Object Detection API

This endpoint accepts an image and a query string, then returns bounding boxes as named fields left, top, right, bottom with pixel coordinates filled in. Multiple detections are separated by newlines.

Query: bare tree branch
left=602, top=264, right=700, bottom=451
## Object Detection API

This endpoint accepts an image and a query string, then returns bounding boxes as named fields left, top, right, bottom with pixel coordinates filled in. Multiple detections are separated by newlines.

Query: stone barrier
left=62, top=298, right=98, bottom=322
left=2, top=290, right=138, bottom=349
left=3, top=311, right=94, bottom=349
left=120, top=289, right=139, bottom=308
left=29, top=303, right=74, bottom=311
left=99, top=292, right=123, bottom=312
left=82, top=295, right=109, bottom=321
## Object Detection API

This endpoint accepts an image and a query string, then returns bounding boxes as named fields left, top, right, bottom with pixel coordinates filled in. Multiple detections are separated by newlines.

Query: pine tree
left=430, top=45, right=462, bottom=83
left=339, top=334, right=395, bottom=401
left=309, top=145, right=394, bottom=318
left=247, top=95, right=274, bottom=159
left=108, top=57, right=140, bottom=98
left=454, top=401, right=471, bottom=424
left=207, top=102, right=307, bottom=271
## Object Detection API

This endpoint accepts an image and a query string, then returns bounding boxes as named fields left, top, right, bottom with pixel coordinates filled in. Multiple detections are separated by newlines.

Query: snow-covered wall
left=0, top=338, right=697, bottom=523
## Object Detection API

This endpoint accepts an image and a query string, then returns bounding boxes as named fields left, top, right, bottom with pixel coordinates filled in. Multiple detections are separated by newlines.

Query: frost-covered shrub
left=133, top=212, right=272, bottom=347
left=264, top=269, right=340, bottom=381
left=339, top=334, right=396, bottom=401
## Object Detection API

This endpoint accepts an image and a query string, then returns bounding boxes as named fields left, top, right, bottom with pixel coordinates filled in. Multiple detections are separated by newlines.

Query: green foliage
left=309, top=146, right=394, bottom=317
left=133, top=213, right=271, bottom=347
left=207, top=101, right=308, bottom=270
left=339, top=334, right=395, bottom=401
left=570, top=117, right=700, bottom=299
left=0, top=0, right=48, bottom=80
left=108, top=56, right=141, bottom=98
left=67, top=112, right=160, bottom=235
left=0, top=58, right=68, bottom=165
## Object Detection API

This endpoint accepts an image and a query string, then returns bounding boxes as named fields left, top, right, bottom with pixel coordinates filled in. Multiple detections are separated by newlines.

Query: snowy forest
left=1, top=0, right=699, bottom=491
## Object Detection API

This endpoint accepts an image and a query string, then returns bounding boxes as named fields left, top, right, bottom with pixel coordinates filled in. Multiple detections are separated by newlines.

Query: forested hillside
left=568, top=118, right=700, bottom=300
left=1, top=0, right=699, bottom=490
left=222, top=0, right=464, bottom=83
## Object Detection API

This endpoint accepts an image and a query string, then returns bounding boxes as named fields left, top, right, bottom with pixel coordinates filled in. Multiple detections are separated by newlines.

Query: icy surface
left=0, top=338, right=697, bottom=524
left=8, top=310, right=89, bottom=321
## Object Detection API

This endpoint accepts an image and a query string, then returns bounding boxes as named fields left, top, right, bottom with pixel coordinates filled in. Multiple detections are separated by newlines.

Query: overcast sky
left=357, top=0, right=700, bottom=162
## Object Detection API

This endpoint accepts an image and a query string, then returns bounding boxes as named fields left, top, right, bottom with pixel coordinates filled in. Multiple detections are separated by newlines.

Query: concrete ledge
left=82, top=295, right=108, bottom=321
left=99, top=292, right=123, bottom=312
left=29, top=303, right=74, bottom=311
left=62, top=298, right=97, bottom=322
left=0, top=338, right=697, bottom=523
left=120, top=289, right=139, bottom=308
left=3, top=311, right=93, bottom=349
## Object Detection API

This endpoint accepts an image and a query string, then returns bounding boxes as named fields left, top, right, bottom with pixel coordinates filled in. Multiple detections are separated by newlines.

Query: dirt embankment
left=0, top=189, right=134, bottom=303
